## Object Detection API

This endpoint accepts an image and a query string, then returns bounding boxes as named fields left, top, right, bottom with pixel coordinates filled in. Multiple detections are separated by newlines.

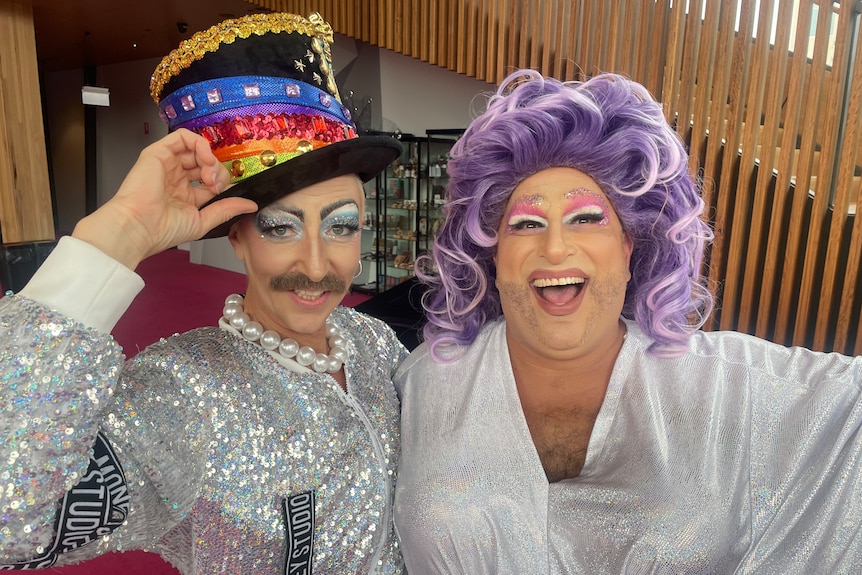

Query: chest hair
left=521, top=402, right=601, bottom=482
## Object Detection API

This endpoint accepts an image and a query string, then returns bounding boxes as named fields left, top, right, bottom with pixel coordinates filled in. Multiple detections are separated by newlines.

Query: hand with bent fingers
left=72, top=129, right=258, bottom=269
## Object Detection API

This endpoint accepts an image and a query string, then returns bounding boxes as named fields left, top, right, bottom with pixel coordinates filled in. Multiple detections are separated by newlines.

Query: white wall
left=379, top=48, right=494, bottom=135
left=96, top=58, right=169, bottom=206
left=42, top=58, right=167, bottom=232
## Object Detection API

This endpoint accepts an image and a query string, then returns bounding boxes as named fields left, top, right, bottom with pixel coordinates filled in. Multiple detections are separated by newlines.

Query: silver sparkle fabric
left=1, top=295, right=407, bottom=574
left=394, top=317, right=862, bottom=574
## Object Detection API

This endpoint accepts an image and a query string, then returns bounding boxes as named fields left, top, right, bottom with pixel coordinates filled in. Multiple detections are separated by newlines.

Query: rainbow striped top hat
left=150, top=12, right=401, bottom=238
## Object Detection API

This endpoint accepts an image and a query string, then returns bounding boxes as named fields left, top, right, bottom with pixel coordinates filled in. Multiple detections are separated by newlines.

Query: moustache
left=270, top=273, right=347, bottom=294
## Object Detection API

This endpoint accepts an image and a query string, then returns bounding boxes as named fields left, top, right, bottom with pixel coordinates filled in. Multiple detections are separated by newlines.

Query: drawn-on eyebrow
left=264, top=204, right=304, bottom=221
left=320, top=199, right=359, bottom=219
left=265, top=198, right=357, bottom=222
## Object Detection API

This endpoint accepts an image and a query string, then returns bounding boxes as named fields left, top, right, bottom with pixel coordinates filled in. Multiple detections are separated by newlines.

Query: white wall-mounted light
left=81, top=86, right=110, bottom=106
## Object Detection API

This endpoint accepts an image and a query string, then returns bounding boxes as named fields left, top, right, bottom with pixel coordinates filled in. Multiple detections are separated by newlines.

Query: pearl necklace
left=221, top=294, right=350, bottom=374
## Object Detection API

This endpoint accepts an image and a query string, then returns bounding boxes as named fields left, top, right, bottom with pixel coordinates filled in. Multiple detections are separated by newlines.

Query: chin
left=540, top=332, right=587, bottom=353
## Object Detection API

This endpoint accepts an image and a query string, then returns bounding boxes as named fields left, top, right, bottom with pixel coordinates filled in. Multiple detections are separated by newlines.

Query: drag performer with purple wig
left=394, top=70, right=862, bottom=573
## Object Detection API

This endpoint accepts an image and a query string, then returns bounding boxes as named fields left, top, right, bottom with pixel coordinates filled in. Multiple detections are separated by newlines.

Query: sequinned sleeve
left=0, top=295, right=125, bottom=565
left=1, top=237, right=146, bottom=568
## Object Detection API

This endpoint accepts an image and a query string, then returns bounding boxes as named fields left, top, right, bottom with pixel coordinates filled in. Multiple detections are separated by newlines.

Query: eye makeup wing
left=320, top=199, right=359, bottom=219
left=563, top=188, right=610, bottom=225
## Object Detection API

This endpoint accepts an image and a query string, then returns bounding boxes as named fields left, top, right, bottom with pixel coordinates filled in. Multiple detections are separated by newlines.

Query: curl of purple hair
left=417, top=70, right=714, bottom=361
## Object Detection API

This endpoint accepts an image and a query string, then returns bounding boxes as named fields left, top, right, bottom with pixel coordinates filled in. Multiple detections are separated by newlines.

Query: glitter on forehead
left=515, top=193, right=544, bottom=206
left=564, top=186, right=606, bottom=202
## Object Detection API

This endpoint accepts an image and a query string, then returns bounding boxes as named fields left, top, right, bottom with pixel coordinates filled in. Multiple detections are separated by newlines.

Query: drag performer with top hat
left=0, top=12, right=406, bottom=574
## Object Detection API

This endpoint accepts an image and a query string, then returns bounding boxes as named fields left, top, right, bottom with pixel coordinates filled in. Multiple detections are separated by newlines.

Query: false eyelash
left=566, top=207, right=607, bottom=225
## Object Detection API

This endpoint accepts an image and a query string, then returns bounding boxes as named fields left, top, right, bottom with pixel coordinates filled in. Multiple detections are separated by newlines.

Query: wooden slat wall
left=736, top=0, right=781, bottom=335
left=252, top=0, right=862, bottom=355
left=0, top=0, right=54, bottom=243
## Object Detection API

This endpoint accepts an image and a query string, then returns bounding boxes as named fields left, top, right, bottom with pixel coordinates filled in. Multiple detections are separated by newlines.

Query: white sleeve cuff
left=19, top=236, right=145, bottom=333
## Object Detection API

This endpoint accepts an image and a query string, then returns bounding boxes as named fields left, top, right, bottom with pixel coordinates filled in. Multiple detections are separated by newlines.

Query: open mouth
left=294, top=289, right=327, bottom=301
left=531, top=276, right=586, bottom=305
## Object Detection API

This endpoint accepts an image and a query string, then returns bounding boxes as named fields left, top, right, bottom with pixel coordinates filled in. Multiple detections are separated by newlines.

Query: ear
left=227, top=220, right=247, bottom=262
left=623, top=233, right=634, bottom=281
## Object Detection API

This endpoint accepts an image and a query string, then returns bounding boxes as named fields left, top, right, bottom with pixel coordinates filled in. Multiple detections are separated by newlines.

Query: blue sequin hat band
left=159, top=75, right=352, bottom=130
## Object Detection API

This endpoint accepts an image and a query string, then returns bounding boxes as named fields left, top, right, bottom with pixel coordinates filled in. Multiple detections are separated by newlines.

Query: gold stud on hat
left=296, top=140, right=314, bottom=154
left=260, top=150, right=278, bottom=167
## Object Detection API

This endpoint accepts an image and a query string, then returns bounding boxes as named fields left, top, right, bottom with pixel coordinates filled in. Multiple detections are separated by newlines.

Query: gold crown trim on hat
left=149, top=12, right=334, bottom=104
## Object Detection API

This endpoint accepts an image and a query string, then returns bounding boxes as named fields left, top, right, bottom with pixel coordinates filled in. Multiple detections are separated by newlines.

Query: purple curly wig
left=418, top=70, right=714, bottom=360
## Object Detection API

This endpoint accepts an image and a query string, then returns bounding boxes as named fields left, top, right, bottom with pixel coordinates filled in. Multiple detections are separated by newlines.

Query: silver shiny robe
left=0, top=296, right=407, bottom=574
left=394, top=317, right=862, bottom=574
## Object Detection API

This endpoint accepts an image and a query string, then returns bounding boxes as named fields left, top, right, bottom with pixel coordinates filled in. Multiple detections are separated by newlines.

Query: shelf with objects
left=382, top=133, right=423, bottom=290
left=418, top=129, right=464, bottom=272
left=355, top=133, right=422, bottom=294
left=354, top=130, right=464, bottom=295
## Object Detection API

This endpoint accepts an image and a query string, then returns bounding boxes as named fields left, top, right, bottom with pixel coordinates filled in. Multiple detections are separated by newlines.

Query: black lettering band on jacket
left=282, top=490, right=316, bottom=575
left=0, top=431, right=129, bottom=570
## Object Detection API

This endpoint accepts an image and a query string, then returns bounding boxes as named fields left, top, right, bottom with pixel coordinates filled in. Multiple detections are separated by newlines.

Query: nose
left=540, top=223, right=573, bottom=264
left=298, top=232, right=328, bottom=281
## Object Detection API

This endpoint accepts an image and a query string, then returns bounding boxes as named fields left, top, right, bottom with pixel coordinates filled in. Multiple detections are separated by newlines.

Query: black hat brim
left=200, top=134, right=401, bottom=238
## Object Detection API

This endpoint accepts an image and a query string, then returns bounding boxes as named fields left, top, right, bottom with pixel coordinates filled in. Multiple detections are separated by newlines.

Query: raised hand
left=72, top=129, right=258, bottom=269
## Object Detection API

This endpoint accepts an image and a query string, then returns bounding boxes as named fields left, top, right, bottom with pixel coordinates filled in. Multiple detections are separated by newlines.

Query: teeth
left=532, top=277, right=585, bottom=288
left=295, top=290, right=324, bottom=300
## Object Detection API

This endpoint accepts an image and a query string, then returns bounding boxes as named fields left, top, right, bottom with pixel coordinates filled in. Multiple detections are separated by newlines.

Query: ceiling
left=29, top=0, right=272, bottom=73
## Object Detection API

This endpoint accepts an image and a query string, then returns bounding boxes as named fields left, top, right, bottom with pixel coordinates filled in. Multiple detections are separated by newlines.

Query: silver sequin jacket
left=395, top=317, right=862, bottom=574
left=0, top=288, right=407, bottom=574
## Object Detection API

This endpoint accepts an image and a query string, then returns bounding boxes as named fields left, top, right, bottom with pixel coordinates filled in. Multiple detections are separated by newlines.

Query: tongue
left=539, top=285, right=580, bottom=305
